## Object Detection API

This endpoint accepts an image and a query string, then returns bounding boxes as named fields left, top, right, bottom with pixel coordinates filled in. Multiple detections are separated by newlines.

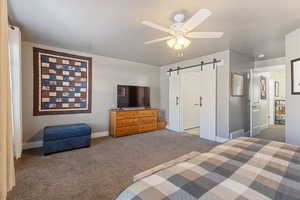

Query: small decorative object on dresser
left=109, top=109, right=165, bottom=137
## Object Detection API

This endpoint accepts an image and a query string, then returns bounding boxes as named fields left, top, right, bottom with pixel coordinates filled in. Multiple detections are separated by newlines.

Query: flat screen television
left=117, top=85, right=150, bottom=108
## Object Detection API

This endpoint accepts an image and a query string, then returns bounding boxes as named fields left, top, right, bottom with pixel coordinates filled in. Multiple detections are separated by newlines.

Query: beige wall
left=22, top=42, right=160, bottom=142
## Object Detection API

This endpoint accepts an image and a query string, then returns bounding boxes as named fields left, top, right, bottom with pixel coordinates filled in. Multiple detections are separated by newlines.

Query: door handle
left=194, top=104, right=199, bottom=106
left=200, top=96, right=203, bottom=107
left=176, top=96, right=179, bottom=106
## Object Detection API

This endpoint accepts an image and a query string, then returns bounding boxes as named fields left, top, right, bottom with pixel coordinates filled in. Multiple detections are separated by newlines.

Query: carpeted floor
left=254, top=125, right=285, bottom=142
left=8, top=129, right=218, bottom=200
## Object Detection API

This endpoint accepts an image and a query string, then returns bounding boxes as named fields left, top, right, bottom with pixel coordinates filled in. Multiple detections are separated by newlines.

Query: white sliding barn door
left=168, top=71, right=182, bottom=131
left=182, top=71, right=201, bottom=129
left=199, top=65, right=216, bottom=141
left=168, top=65, right=217, bottom=141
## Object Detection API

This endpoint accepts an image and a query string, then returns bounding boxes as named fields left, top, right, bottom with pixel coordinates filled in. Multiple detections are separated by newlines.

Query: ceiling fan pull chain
left=177, top=50, right=184, bottom=57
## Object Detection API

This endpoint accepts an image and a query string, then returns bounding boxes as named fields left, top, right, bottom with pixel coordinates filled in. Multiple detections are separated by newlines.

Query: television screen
left=117, top=85, right=150, bottom=108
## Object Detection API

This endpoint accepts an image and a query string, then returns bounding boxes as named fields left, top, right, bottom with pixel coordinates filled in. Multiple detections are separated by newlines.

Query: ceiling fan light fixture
left=167, top=37, right=191, bottom=50
left=174, top=43, right=182, bottom=50
left=181, top=37, right=191, bottom=48
left=177, top=36, right=186, bottom=45
left=167, top=38, right=176, bottom=48
left=143, top=8, right=222, bottom=53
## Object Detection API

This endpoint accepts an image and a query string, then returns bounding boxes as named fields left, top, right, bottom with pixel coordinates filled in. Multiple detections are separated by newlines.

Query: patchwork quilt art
left=33, top=48, right=92, bottom=115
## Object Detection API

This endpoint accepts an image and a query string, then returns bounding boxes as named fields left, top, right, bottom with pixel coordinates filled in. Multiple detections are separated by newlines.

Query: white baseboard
left=165, top=126, right=181, bottom=132
left=92, top=131, right=109, bottom=138
left=230, top=129, right=244, bottom=139
left=22, top=131, right=109, bottom=150
left=23, top=140, right=43, bottom=150
left=215, top=136, right=229, bottom=143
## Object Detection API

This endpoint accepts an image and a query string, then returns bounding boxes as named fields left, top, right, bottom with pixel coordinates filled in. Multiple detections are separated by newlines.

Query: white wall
left=160, top=50, right=230, bottom=139
left=22, top=42, right=160, bottom=142
left=286, top=27, right=300, bottom=145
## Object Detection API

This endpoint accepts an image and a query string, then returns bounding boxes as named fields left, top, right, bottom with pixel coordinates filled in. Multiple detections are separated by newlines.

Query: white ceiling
left=8, top=0, right=300, bottom=66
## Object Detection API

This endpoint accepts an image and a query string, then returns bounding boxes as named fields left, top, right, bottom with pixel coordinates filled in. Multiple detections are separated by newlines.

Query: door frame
left=249, top=69, right=254, bottom=137
left=268, top=79, right=275, bottom=125
left=249, top=65, right=286, bottom=138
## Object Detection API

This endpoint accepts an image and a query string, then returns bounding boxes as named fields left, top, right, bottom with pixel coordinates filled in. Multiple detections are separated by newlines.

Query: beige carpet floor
left=8, top=129, right=218, bottom=200
left=255, top=125, right=285, bottom=142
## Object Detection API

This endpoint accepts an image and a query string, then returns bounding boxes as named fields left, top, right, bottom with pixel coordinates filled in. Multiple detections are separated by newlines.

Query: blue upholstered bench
left=43, top=123, right=91, bottom=155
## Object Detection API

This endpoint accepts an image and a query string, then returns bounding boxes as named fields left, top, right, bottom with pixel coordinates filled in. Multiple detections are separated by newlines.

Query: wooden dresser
left=109, top=109, right=160, bottom=137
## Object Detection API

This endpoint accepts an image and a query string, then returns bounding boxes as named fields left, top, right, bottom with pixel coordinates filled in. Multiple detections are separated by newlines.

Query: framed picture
left=231, top=73, right=244, bottom=97
left=274, top=81, right=279, bottom=97
left=260, top=76, right=267, bottom=99
left=33, top=47, right=92, bottom=115
left=291, top=58, right=300, bottom=94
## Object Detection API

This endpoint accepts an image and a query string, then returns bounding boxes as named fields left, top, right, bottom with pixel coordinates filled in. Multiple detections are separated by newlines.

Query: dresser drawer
left=116, top=118, right=139, bottom=127
left=116, top=126, right=139, bottom=136
left=138, top=110, right=157, bottom=117
left=116, top=111, right=139, bottom=119
left=139, top=124, right=157, bottom=132
left=139, top=117, right=157, bottom=124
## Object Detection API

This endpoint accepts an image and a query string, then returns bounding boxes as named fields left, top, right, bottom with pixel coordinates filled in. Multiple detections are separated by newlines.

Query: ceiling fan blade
left=144, top=36, right=173, bottom=44
left=181, top=9, right=212, bottom=32
left=142, top=21, right=175, bottom=35
left=186, top=32, right=223, bottom=38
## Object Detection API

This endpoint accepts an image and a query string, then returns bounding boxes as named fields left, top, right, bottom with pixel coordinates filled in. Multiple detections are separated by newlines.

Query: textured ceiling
left=8, top=0, right=300, bottom=66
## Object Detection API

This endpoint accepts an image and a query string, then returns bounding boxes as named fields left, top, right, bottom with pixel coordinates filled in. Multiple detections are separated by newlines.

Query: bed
left=116, top=137, right=300, bottom=200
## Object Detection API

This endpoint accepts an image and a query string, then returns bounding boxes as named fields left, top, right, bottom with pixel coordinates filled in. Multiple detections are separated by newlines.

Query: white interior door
left=199, top=65, right=216, bottom=141
left=168, top=71, right=182, bottom=131
left=250, top=71, right=261, bottom=136
left=250, top=70, right=269, bottom=136
left=182, top=71, right=201, bottom=129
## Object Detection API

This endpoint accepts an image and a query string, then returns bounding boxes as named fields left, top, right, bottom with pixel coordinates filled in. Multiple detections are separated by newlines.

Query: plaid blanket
left=116, top=137, right=300, bottom=200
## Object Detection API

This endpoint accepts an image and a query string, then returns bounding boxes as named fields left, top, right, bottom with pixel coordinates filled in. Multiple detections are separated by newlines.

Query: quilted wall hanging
left=33, top=47, right=92, bottom=115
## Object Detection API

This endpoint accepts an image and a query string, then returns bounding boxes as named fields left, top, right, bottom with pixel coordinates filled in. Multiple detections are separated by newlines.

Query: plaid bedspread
left=116, top=137, right=300, bottom=200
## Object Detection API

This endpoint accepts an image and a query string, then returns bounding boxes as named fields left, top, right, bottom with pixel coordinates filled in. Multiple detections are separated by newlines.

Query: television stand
left=109, top=108, right=165, bottom=137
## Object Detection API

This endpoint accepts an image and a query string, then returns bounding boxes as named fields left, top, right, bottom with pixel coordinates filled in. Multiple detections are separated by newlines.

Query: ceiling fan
left=142, top=9, right=223, bottom=51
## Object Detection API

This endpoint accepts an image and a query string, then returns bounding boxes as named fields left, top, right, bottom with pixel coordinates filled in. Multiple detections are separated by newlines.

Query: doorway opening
left=168, top=64, right=217, bottom=141
left=250, top=65, right=286, bottom=142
